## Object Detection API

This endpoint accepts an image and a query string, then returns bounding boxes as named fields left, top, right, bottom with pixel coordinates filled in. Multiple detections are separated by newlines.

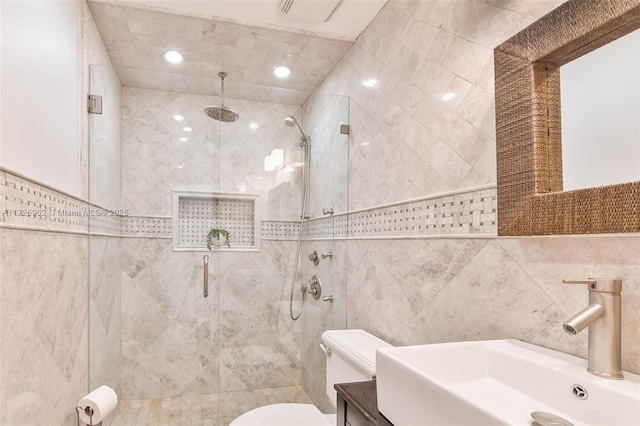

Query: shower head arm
left=218, top=72, right=227, bottom=107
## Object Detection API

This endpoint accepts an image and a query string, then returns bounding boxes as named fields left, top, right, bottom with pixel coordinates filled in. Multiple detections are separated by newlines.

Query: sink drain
left=531, top=411, right=574, bottom=426
left=571, top=384, right=588, bottom=400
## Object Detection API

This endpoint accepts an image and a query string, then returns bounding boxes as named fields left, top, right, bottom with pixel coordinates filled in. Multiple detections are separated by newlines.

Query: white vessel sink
left=376, top=340, right=640, bottom=426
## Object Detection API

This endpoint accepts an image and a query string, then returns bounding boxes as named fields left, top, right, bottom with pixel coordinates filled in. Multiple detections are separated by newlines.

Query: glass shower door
left=88, top=65, right=222, bottom=424
left=215, top=97, right=308, bottom=423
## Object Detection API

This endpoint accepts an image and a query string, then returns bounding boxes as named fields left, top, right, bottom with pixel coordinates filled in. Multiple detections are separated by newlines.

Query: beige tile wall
left=120, top=238, right=302, bottom=399
left=120, top=86, right=305, bottom=220
left=0, top=228, right=89, bottom=425
left=299, top=0, right=640, bottom=408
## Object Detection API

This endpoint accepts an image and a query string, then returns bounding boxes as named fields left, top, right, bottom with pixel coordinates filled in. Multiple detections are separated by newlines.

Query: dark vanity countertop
left=334, top=380, right=393, bottom=426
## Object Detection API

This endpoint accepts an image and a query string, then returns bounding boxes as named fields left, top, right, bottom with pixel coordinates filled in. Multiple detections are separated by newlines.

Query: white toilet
left=229, top=329, right=392, bottom=426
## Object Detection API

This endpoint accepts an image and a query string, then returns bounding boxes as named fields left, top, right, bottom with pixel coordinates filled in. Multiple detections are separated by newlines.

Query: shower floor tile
left=110, top=385, right=313, bottom=426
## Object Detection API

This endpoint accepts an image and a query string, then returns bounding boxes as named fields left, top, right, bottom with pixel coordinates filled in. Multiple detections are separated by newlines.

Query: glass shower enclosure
left=88, top=64, right=349, bottom=424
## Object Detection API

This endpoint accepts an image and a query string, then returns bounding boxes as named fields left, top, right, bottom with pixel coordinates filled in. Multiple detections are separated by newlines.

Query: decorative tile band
left=1, top=169, right=496, bottom=240
left=0, top=168, right=90, bottom=234
left=304, top=216, right=335, bottom=239
left=122, top=216, right=172, bottom=238
left=261, top=221, right=301, bottom=240
left=346, top=187, right=497, bottom=238
left=302, top=186, right=498, bottom=239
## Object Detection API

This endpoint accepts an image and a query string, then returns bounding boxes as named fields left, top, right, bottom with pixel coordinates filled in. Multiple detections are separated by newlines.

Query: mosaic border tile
left=302, top=185, right=497, bottom=239
left=261, top=221, right=301, bottom=240
left=1, top=169, right=496, bottom=240
left=122, top=216, right=172, bottom=239
left=1, top=168, right=91, bottom=234
left=346, top=187, right=497, bottom=238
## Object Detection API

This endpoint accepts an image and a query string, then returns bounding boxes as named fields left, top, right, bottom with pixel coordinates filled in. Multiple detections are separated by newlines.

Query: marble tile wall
left=0, top=228, right=89, bottom=425
left=120, top=237, right=221, bottom=399
left=121, top=86, right=305, bottom=222
left=298, top=92, right=350, bottom=413
left=119, top=85, right=316, bottom=401
left=299, top=0, right=640, bottom=410
left=218, top=245, right=302, bottom=393
left=89, top=236, right=122, bottom=399
left=302, top=93, right=350, bottom=217
left=347, top=237, right=640, bottom=375
left=120, top=238, right=301, bottom=399
left=300, top=240, right=347, bottom=414
left=317, top=0, right=564, bottom=210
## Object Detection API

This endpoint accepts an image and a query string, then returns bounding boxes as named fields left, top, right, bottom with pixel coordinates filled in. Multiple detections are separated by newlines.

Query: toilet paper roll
left=78, top=385, right=118, bottom=425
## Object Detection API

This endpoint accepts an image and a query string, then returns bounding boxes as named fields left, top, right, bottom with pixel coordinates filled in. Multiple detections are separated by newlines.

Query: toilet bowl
left=229, top=330, right=392, bottom=426
left=229, top=403, right=332, bottom=426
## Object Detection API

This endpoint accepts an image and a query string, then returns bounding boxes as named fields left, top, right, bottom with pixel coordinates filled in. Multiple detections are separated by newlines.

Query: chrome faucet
left=562, top=278, right=623, bottom=379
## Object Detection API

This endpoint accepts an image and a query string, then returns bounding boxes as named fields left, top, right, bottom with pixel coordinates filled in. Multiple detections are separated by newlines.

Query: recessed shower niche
left=171, top=189, right=260, bottom=251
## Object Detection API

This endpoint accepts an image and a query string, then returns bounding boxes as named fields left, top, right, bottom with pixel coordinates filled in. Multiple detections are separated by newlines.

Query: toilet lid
left=229, top=403, right=331, bottom=426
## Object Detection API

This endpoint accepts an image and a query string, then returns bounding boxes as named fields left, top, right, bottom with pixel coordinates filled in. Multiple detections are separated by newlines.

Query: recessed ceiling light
left=183, top=127, right=192, bottom=132
left=441, top=92, right=456, bottom=101
left=249, top=122, right=259, bottom=130
left=164, top=51, right=183, bottom=64
left=173, top=114, right=184, bottom=121
left=273, top=66, right=291, bottom=78
left=362, top=79, right=378, bottom=88
left=179, top=137, right=187, bottom=142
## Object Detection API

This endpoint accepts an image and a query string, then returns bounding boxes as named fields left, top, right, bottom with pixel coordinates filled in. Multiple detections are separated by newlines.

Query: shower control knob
left=307, top=274, right=322, bottom=300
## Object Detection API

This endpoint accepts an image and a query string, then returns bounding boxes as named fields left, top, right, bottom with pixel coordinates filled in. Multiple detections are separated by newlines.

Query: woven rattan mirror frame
left=495, top=0, right=640, bottom=236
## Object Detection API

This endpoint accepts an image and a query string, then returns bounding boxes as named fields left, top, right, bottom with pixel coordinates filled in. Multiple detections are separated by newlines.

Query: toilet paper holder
left=76, top=406, right=100, bottom=426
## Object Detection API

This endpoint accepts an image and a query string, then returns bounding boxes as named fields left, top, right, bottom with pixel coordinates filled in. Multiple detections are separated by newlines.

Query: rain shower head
left=284, top=115, right=309, bottom=143
left=204, top=72, right=239, bottom=123
left=205, top=105, right=239, bottom=122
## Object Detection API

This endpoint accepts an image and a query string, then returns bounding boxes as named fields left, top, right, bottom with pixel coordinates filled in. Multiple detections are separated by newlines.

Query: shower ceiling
left=87, top=0, right=358, bottom=104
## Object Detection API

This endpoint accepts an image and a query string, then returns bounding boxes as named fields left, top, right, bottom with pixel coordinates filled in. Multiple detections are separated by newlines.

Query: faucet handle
left=563, top=278, right=622, bottom=294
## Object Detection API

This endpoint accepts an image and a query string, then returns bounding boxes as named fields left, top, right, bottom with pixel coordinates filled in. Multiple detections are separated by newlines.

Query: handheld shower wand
left=285, top=115, right=311, bottom=321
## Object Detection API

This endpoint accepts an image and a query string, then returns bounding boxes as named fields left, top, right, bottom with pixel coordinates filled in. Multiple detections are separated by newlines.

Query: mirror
left=561, top=28, right=640, bottom=191
left=494, top=0, right=640, bottom=236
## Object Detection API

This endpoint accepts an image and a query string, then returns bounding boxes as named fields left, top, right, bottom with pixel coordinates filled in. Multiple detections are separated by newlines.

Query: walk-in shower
left=285, top=115, right=311, bottom=321
left=87, top=58, right=350, bottom=423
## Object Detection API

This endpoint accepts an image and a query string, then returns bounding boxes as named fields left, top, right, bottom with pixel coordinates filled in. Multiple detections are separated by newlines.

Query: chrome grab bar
left=203, top=255, right=209, bottom=298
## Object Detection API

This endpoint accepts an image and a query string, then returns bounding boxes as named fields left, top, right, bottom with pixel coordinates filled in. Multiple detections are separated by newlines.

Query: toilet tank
left=321, top=329, right=393, bottom=408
